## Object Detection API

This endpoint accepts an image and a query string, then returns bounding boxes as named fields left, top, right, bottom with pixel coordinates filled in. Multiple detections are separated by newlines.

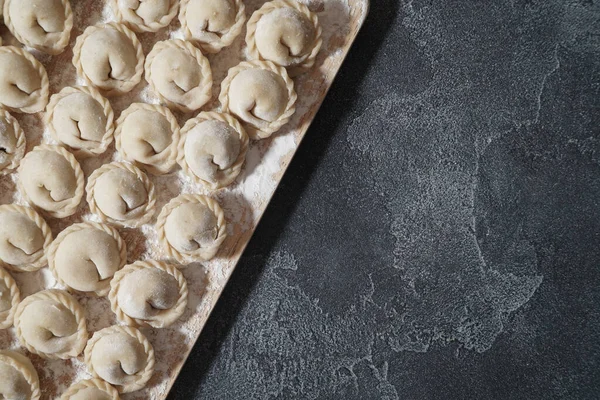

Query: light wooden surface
left=0, top=0, right=369, bottom=398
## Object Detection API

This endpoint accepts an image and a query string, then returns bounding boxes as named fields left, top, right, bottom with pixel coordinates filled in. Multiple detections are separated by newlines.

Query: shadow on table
left=168, top=1, right=400, bottom=397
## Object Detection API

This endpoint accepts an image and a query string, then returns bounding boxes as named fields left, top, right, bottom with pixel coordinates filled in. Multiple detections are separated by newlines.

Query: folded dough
left=14, top=289, right=88, bottom=359
left=3, top=0, right=73, bottom=54
left=48, top=222, right=127, bottom=296
left=145, top=39, right=212, bottom=112
left=45, top=86, right=115, bottom=157
left=72, top=23, right=144, bottom=95
left=157, top=194, right=227, bottom=263
left=86, top=161, right=156, bottom=227
left=17, top=145, right=84, bottom=218
left=84, top=325, right=155, bottom=393
left=110, top=0, right=178, bottom=32
left=219, top=60, right=297, bottom=140
left=179, top=0, right=246, bottom=53
left=0, top=109, right=25, bottom=175
left=0, top=46, right=49, bottom=113
left=0, top=350, right=40, bottom=400
left=115, top=103, right=180, bottom=174
left=60, top=378, right=119, bottom=400
left=0, top=204, right=52, bottom=272
left=109, top=260, right=188, bottom=328
left=0, top=266, right=20, bottom=329
left=178, top=111, right=248, bottom=189
left=246, top=0, right=322, bottom=75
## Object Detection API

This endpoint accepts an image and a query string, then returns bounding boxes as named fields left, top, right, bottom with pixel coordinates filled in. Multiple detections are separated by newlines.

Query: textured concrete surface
left=169, top=1, right=600, bottom=398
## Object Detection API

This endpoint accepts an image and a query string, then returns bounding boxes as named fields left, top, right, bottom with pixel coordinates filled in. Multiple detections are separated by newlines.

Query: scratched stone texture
left=169, top=0, right=600, bottom=399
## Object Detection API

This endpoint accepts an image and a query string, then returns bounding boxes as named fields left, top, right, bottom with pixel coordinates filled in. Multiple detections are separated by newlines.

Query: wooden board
left=0, top=0, right=369, bottom=398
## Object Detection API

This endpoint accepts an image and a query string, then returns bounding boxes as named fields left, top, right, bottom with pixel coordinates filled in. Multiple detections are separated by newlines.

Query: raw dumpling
left=18, top=145, right=84, bottom=218
left=0, top=109, right=25, bottom=175
left=3, top=0, right=73, bottom=54
left=60, top=378, right=119, bottom=400
left=145, top=39, right=212, bottom=112
left=0, top=266, right=20, bottom=329
left=179, top=0, right=245, bottom=53
left=14, top=289, right=88, bottom=359
left=219, top=60, right=296, bottom=140
left=45, top=86, right=115, bottom=157
left=110, top=0, right=178, bottom=32
left=157, top=194, right=227, bottom=263
left=73, top=23, right=144, bottom=95
left=48, top=222, right=127, bottom=296
left=0, top=46, right=49, bottom=113
left=86, top=161, right=156, bottom=227
left=0, top=350, right=40, bottom=400
left=246, top=0, right=322, bottom=74
left=115, top=103, right=180, bottom=174
left=178, top=111, right=248, bottom=189
left=109, top=260, right=188, bottom=328
left=0, top=204, right=52, bottom=272
left=84, top=325, right=155, bottom=393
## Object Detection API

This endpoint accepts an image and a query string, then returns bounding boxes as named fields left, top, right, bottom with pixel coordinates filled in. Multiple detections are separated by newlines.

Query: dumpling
left=45, top=86, right=115, bottom=157
left=145, top=39, right=212, bottom=113
left=178, top=111, right=248, bottom=189
left=0, top=204, right=52, bottom=272
left=3, top=0, right=73, bottom=54
left=60, top=379, right=119, bottom=400
left=0, top=109, right=26, bottom=175
left=48, top=222, right=127, bottom=296
left=115, top=103, right=180, bottom=174
left=84, top=325, right=155, bottom=393
left=157, top=194, right=227, bottom=263
left=110, top=0, right=178, bottom=32
left=246, top=0, right=322, bottom=75
left=179, top=0, right=246, bottom=53
left=73, top=23, right=144, bottom=95
left=0, top=46, right=49, bottom=113
left=86, top=161, right=156, bottom=227
left=219, top=60, right=296, bottom=140
left=0, top=350, right=40, bottom=400
left=14, top=289, right=88, bottom=359
left=17, top=145, right=84, bottom=218
left=109, top=260, right=188, bottom=328
left=0, top=266, right=20, bottom=329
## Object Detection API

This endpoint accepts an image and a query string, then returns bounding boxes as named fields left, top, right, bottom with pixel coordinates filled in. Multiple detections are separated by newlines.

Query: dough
left=219, top=60, right=297, bottom=140
left=109, top=260, right=188, bottom=328
left=157, top=194, right=227, bottom=263
left=86, top=161, right=156, bottom=227
left=0, top=109, right=25, bottom=175
left=0, top=266, right=20, bottom=329
left=115, top=103, right=180, bottom=174
left=0, top=204, right=52, bottom=272
left=179, top=0, right=246, bottom=53
left=73, top=23, right=144, bottom=94
left=48, top=222, right=127, bottom=296
left=0, top=46, right=49, bottom=113
left=84, top=325, right=155, bottom=393
left=145, top=39, right=212, bottom=112
left=0, top=350, right=40, bottom=400
left=3, top=0, right=73, bottom=54
left=14, top=289, right=88, bottom=359
left=45, top=86, right=115, bottom=157
left=246, top=0, right=322, bottom=74
left=179, top=111, right=248, bottom=189
left=17, top=145, right=84, bottom=218
left=60, top=378, right=119, bottom=400
left=110, top=0, right=178, bottom=32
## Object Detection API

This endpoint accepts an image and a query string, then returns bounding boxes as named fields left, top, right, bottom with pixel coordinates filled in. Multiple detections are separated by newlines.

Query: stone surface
left=170, top=0, right=600, bottom=398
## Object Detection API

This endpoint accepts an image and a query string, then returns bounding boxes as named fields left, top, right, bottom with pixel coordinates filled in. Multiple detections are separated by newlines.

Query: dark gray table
left=169, top=1, right=600, bottom=398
